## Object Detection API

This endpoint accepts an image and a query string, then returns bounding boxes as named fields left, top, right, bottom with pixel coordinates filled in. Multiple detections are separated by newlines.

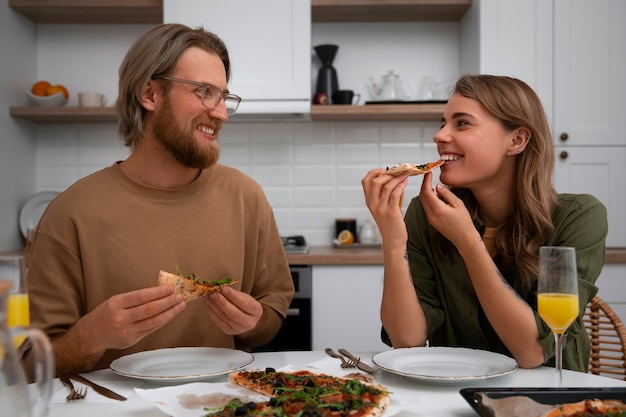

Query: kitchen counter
left=287, top=246, right=626, bottom=265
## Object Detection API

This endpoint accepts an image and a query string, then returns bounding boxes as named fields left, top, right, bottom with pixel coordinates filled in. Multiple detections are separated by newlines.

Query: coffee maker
left=313, top=44, right=339, bottom=104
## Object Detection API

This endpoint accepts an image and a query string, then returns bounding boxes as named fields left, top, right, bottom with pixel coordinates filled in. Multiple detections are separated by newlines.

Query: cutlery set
left=325, top=348, right=377, bottom=373
left=58, top=371, right=127, bottom=402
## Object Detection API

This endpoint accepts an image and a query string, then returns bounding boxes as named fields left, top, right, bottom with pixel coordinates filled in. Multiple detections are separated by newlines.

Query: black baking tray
left=460, top=387, right=626, bottom=417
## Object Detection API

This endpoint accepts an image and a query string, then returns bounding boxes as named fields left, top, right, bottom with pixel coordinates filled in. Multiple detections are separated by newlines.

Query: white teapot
left=368, top=70, right=412, bottom=101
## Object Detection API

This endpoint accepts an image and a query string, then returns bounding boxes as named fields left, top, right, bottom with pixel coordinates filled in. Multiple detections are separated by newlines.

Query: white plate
left=109, top=347, right=254, bottom=383
left=372, top=347, right=518, bottom=384
left=18, top=191, right=59, bottom=238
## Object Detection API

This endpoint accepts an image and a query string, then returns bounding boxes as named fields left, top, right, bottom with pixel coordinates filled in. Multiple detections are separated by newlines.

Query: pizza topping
left=174, top=266, right=233, bottom=286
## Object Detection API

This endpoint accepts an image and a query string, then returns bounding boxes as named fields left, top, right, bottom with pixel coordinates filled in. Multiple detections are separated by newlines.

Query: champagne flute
left=537, top=246, right=579, bottom=387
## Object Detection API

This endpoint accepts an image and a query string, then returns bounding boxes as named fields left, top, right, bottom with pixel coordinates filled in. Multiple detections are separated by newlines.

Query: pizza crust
left=382, top=159, right=444, bottom=176
left=157, top=270, right=238, bottom=302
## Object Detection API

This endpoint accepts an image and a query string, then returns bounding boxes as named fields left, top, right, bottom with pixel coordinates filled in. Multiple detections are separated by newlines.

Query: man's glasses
left=152, top=75, right=241, bottom=115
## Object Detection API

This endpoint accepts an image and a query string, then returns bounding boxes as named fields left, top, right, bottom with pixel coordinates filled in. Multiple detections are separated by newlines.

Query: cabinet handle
left=560, top=132, right=569, bottom=141
left=559, top=151, right=569, bottom=160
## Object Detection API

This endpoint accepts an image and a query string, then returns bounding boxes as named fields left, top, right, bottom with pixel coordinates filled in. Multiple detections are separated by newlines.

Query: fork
left=59, top=371, right=88, bottom=401
left=325, top=348, right=356, bottom=369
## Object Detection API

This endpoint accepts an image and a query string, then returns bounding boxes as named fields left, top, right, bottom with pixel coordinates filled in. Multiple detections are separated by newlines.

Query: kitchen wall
left=26, top=21, right=460, bottom=246
left=0, top=3, right=37, bottom=251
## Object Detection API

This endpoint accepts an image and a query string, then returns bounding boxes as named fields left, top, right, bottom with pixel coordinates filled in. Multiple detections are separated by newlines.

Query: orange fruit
left=337, top=229, right=355, bottom=245
left=31, top=80, right=51, bottom=96
left=45, top=85, right=69, bottom=99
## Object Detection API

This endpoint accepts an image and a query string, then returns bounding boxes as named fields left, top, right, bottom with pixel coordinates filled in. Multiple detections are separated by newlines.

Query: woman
left=361, top=74, right=607, bottom=371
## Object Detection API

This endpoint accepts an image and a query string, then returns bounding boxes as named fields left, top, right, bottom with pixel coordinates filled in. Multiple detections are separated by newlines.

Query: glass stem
left=554, top=332, right=564, bottom=387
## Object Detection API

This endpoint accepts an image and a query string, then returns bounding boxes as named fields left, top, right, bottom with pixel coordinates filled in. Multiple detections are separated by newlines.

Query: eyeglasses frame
left=152, top=75, right=241, bottom=115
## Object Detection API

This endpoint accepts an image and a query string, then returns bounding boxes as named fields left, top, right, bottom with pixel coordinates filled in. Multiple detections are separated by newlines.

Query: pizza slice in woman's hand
left=381, top=159, right=444, bottom=176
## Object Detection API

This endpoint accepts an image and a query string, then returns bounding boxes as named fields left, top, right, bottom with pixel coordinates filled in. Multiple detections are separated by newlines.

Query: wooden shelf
left=10, top=106, right=118, bottom=123
left=311, top=103, right=445, bottom=121
left=8, top=0, right=162, bottom=24
left=311, top=0, right=472, bottom=22
left=11, top=105, right=445, bottom=123
left=9, top=0, right=471, bottom=24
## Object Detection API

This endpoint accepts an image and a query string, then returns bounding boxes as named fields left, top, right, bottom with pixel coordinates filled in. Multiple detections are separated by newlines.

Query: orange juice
left=8, top=293, right=29, bottom=347
left=538, top=293, right=578, bottom=334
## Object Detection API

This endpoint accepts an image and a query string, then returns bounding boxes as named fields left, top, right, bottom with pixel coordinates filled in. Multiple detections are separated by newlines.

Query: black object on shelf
left=314, top=44, right=339, bottom=104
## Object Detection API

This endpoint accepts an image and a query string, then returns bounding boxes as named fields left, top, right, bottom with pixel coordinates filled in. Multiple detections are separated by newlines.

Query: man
left=27, top=23, right=294, bottom=373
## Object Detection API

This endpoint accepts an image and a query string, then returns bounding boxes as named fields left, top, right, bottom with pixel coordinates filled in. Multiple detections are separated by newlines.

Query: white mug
left=78, top=92, right=107, bottom=107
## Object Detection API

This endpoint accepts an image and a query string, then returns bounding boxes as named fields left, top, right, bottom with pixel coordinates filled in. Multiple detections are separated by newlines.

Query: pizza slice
left=382, top=159, right=444, bottom=176
left=540, top=398, right=626, bottom=417
left=157, top=270, right=238, bottom=302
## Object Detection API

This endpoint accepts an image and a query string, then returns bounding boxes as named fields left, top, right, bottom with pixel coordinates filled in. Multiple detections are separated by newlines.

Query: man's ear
left=139, top=79, right=159, bottom=111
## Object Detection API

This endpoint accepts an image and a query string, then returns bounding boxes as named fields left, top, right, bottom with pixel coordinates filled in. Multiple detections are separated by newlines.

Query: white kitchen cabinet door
left=311, top=266, right=389, bottom=353
left=163, top=0, right=311, bottom=108
left=596, top=264, right=626, bottom=326
left=553, top=0, right=626, bottom=146
left=553, top=146, right=626, bottom=247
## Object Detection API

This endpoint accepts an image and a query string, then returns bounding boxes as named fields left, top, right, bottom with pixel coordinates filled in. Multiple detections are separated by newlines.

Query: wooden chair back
left=583, top=295, right=626, bottom=380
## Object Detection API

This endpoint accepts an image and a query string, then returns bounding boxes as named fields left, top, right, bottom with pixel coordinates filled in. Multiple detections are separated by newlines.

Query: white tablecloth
left=43, top=350, right=626, bottom=417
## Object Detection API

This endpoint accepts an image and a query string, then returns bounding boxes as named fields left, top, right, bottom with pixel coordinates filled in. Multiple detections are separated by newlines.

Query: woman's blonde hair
left=435, top=74, right=559, bottom=290
left=115, top=24, right=231, bottom=148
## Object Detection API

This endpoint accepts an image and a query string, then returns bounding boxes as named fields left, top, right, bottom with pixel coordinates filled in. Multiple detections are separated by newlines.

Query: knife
left=338, top=349, right=378, bottom=373
left=68, top=373, right=127, bottom=401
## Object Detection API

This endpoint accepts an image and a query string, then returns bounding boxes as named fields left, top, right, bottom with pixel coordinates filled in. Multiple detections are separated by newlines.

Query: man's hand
left=202, top=286, right=263, bottom=335
left=54, top=285, right=186, bottom=372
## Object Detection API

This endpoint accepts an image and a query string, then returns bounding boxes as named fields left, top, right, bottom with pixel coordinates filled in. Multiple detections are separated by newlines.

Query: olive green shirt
left=392, top=193, right=607, bottom=372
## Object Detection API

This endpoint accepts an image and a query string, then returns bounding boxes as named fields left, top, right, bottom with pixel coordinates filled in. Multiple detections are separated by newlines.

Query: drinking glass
left=537, top=246, right=579, bottom=387
left=0, top=254, right=29, bottom=347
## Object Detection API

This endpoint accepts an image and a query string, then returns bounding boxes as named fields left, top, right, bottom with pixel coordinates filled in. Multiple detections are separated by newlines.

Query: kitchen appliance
left=314, top=44, right=339, bottom=104
left=253, top=265, right=312, bottom=351
left=281, top=235, right=309, bottom=254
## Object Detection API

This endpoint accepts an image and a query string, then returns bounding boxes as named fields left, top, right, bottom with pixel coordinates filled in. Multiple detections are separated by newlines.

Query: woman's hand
left=418, top=174, right=478, bottom=248
left=361, top=168, right=409, bottom=245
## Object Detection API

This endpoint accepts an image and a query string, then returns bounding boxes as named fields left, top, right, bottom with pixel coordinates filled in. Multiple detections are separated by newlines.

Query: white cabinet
left=553, top=146, right=626, bottom=247
left=553, top=0, right=626, bottom=147
left=311, top=266, right=389, bottom=352
left=163, top=0, right=311, bottom=117
left=551, top=0, right=626, bottom=247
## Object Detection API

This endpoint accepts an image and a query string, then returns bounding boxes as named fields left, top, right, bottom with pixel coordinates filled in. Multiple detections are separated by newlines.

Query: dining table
left=43, top=349, right=626, bottom=417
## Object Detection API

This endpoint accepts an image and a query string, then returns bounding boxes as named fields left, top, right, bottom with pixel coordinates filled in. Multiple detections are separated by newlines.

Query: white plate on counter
left=372, top=347, right=518, bottom=384
left=18, top=191, right=59, bottom=238
left=109, top=347, right=254, bottom=383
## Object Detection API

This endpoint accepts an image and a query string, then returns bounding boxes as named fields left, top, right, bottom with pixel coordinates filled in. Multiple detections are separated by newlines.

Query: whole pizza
left=203, top=368, right=391, bottom=417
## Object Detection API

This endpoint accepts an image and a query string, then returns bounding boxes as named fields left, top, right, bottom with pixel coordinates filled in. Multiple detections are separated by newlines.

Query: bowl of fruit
left=26, top=80, right=69, bottom=107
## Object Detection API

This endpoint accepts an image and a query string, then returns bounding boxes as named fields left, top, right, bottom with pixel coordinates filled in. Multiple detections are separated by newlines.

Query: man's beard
left=153, top=100, right=220, bottom=169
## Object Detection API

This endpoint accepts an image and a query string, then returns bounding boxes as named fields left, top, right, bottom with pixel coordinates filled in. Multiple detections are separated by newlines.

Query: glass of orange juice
left=0, top=254, right=29, bottom=347
left=538, top=246, right=579, bottom=387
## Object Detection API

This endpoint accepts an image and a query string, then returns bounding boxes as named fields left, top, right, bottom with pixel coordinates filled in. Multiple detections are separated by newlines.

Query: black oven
left=253, top=265, right=312, bottom=351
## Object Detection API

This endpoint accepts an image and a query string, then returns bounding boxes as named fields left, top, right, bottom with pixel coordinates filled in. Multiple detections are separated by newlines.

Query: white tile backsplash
left=34, top=120, right=439, bottom=245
